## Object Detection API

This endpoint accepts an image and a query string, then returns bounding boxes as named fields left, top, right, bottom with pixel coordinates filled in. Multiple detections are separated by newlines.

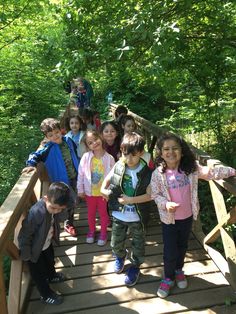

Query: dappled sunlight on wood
left=64, top=245, right=80, bottom=265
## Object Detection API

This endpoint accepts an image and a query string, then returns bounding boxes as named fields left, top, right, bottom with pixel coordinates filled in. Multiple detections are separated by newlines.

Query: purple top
left=104, top=138, right=121, bottom=161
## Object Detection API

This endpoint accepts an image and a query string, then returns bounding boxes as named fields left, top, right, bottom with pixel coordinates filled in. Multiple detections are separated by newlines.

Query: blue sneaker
left=114, top=256, right=125, bottom=273
left=124, top=266, right=140, bottom=287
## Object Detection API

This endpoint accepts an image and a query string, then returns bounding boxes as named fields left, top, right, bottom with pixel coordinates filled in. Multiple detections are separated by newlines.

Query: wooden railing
left=0, top=163, right=50, bottom=314
left=0, top=104, right=235, bottom=313
left=0, top=106, right=69, bottom=314
left=110, top=103, right=236, bottom=290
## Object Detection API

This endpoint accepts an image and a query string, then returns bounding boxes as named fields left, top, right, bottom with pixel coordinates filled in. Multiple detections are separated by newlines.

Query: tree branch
left=0, top=1, right=30, bottom=31
left=0, top=35, right=21, bottom=50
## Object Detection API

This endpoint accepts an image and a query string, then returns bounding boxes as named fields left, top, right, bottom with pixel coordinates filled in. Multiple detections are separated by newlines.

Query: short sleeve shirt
left=166, top=169, right=192, bottom=220
left=112, top=162, right=143, bottom=222
left=91, top=157, right=104, bottom=196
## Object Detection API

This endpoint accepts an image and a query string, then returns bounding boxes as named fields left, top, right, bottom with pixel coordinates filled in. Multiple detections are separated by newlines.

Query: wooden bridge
left=0, top=104, right=236, bottom=314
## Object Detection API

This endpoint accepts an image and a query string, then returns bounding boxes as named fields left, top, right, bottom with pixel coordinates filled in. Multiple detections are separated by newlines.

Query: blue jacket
left=26, top=137, right=79, bottom=185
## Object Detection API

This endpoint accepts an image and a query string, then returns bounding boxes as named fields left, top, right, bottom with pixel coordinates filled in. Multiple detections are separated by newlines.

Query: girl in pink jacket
left=77, top=130, right=115, bottom=246
left=150, top=132, right=235, bottom=299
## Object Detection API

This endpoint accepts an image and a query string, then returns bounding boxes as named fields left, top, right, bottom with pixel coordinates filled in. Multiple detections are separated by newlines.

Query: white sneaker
left=86, top=232, right=95, bottom=244
left=175, top=270, right=188, bottom=289
left=97, top=237, right=107, bottom=246
left=157, top=278, right=175, bottom=298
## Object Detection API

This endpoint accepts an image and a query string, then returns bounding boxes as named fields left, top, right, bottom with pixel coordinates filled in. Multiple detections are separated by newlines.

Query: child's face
left=44, top=196, right=67, bottom=214
left=123, top=120, right=136, bottom=134
left=102, top=124, right=117, bottom=144
left=46, top=128, right=62, bottom=144
left=161, top=139, right=182, bottom=169
left=122, top=151, right=143, bottom=169
left=69, top=118, right=80, bottom=134
left=86, top=133, right=103, bottom=153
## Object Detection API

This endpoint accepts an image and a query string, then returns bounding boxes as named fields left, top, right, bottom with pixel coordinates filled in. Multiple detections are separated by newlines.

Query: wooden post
left=0, top=256, right=8, bottom=314
left=8, top=260, right=22, bottom=314
left=207, top=159, right=236, bottom=291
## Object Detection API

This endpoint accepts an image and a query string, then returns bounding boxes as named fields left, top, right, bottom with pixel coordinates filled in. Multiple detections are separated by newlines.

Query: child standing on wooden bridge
left=65, top=115, right=87, bottom=158
left=101, top=132, right=153, bottom=287
left=100, top=120, right=121, bottom=161
left=22, top=118, right=79, bottom=237
left=150, top=132, right=236, bottom=298
left=18, top=182, right=70, bottom=305
left=77, top=129, right=115, bottom=246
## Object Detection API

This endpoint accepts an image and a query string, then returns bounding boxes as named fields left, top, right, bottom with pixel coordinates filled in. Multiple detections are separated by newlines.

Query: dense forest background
left=0, top=0, right=235, bottom=206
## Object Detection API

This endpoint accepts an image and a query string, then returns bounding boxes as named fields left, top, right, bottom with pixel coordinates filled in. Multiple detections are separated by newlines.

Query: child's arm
left=21, top=145, right=50, bottom=173
left=77, top=154, right=86, bottom=199
left=150, top=170, right=170, bottom=211
left=100, top=169, right=114, bottom=201
left=118, top=185, right=152, bottom=205
left=18, top=212, right=38, bottom=261
left=197, top=161, right=236, bottom=181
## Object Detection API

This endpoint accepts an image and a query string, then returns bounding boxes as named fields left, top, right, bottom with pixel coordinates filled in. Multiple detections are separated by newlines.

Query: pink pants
left=85, top=195, right=109, bottom=237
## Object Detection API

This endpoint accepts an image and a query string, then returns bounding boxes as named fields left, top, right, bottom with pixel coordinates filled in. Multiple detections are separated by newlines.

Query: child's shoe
left=64, top=224, right=77, bottom=237
left=124, top=266, right=140, bottom=287
left=86, top=232, right=95, bottom=244
left=97, top=234, right=107, bottom=246
left=175, top=270, right=188, bottom=289
left=114, top=256, right=126, bottom=273
left=48, top=272, right=65, bottom=283
left=157, top=278, right=175, bottom=298
left=40, top=292, right=63, bottom=305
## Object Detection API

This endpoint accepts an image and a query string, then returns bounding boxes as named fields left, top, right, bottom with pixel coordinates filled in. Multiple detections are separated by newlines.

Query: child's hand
left=166, top=202, right=180, bottom=213
left=118, top=194, right=132, bottom=205
left=21, top=166, right=36, bottom=174
left=78, top=193, right=85, bottom=200
left=101, top=189, right=111, bottom=201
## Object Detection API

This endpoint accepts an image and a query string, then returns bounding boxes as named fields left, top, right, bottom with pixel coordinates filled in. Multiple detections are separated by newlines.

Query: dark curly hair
left=100, top=121, right=120, bottom=137
left=156, top=133, right=197, bottom=175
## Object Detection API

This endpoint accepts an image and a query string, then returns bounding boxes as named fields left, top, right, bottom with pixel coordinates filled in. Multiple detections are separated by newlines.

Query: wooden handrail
left=0, top=163, right=52, bottom=312
left=110, top=103, right=236, bottom=291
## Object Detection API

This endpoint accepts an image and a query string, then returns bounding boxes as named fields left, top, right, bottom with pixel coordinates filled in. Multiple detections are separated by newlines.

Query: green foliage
left=3, top=256, right=11, bottom=292
left=55, top=0, right=236, bottom=158
left=0, top=1, right=68, bottom=205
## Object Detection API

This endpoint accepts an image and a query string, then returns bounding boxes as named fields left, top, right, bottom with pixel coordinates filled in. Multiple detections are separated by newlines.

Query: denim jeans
left=162, top=215, right=193, bottom=280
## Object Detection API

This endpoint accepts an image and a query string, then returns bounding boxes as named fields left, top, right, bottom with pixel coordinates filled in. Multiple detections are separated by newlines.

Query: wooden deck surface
left=25, top=202, right=236, bottom=314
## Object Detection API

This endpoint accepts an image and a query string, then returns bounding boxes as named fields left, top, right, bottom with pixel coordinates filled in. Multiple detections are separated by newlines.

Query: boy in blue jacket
left=22, top=118, right=80, bottom=236
left=18, top=182, right=70, bottom=305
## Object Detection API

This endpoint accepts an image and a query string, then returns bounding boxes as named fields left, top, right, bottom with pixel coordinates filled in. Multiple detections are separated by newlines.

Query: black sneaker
left=48, top=272, right=65, bottom=283
left=40, top=292, right=63, bottom=305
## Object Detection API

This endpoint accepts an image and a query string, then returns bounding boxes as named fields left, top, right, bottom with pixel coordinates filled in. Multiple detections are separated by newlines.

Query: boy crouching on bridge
left=101, top=132, right=153, bottom=286
left=18, top=182, right=70, bottom=305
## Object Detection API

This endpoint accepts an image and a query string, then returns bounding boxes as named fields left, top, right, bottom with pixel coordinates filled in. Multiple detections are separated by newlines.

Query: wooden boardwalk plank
left=25, top=203, right=236, bottom=314
left=29, top=260, right=225, bottom=299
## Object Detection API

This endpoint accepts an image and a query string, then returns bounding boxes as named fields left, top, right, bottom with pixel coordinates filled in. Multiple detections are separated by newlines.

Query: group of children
left=18, top=105, right=236, bottom=305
